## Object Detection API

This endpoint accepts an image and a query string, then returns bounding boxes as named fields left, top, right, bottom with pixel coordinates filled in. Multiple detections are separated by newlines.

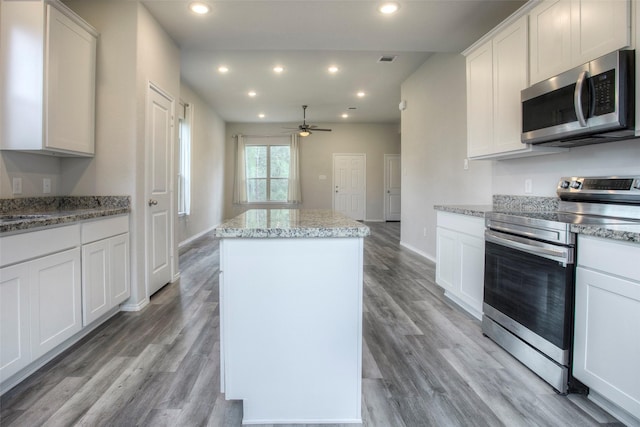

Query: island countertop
left=214, top=208, right=370, bottom=238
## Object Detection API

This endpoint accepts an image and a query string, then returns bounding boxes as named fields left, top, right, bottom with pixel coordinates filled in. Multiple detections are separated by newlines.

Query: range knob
left=559, top=180, right=571, bottom=189
left=570, top=180, right=582, bottom=189
left=633, top=179, right=640, bottom=190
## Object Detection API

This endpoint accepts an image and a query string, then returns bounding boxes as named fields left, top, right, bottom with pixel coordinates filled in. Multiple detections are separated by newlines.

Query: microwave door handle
left=574, top=70, right=589, bottom=127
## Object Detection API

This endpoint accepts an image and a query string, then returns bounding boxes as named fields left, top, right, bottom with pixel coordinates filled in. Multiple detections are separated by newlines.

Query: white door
left=384, top=154, right=401, bottom=221
left=333, top=154, right=365, bottom=221
left=146, top=85, right=173, bottom=297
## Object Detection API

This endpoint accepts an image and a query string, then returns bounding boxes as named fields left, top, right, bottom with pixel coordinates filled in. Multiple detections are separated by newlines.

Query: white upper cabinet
left=530, top=0, right=631, bottom=84
left=0, top=0, right=97, bottom=156
left=465, top=15, right=564, bottom=159
left=466, top=39, right=494, bottom=158
left=492, top=16, right=530, bottom=154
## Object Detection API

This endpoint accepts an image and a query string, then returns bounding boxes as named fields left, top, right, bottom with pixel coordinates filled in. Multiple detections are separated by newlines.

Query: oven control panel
left=557, top=176, right=640, bottom=203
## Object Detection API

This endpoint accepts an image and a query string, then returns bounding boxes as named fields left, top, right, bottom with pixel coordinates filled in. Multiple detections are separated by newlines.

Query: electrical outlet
left=524, top=178, right=533, bottom=194
left=463, top=158, right=469, bottom=170
left=423, top=227, right=428, bottom=237
left=43, top=178, right=51, bottom=194
left=12, top=177, right=22, bottom=194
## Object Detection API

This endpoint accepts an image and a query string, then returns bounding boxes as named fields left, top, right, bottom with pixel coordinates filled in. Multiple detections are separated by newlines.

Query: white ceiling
left=142, top=0, right=526, bottom=124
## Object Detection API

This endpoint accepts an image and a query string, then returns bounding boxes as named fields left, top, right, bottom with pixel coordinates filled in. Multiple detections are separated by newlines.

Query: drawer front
left=81, top=215, right=129, bottom=244
left=437, top=211, right=485, bottom=238
left=578, top=235, right=640, bottom=282
left=0, top=224, right=80, bottom=268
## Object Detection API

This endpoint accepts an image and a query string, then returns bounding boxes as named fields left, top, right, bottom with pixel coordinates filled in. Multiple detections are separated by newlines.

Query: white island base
left=219, top=234, right=365, bottom=424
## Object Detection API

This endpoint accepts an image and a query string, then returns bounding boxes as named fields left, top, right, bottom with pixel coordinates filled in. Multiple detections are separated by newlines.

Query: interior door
left=384, top=154, right=401, bottom=221
left=146, top=85, right=173, bottom=297
left=333, top=154, right=365, bottom=221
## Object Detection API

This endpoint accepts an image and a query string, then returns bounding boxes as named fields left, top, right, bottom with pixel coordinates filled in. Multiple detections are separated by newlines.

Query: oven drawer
left=578, top=235, right=640, bottom=282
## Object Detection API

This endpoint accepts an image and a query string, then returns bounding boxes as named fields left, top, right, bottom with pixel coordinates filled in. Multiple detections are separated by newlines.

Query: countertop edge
left=434, top=203, right=640, bottom=243
left=214, top=227, right=370, bottom=238
left=0, top=208, right=131, bottom=235
left=570, top=224, right=640, bottom=243
left=434, top=204, right=492, bottom=218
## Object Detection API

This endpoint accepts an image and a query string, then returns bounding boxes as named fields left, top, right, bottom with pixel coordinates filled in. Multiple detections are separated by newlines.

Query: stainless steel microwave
left=521, top=50, right=635, bottom=147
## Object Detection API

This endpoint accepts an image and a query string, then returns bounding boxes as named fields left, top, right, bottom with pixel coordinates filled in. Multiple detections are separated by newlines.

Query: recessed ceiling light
left=189, top=2, right=211, bottom=15
left=378, top=2, right=399, bottom=15
left=273, top=66, right=285, bottom=73
left=342, top=113, right=349, bottom=118
left=328, top=66, right=339, bottom=74
left=357, top=91, right=366, bottom=98
left=258, top=113, right=265, bottom=118
left=248, top=91, right=257, bottom=97
left=218, top=66, right=229, bottom=73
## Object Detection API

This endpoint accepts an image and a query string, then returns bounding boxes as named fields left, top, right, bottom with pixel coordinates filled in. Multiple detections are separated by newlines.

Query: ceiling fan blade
left=311, top=128, right=332, bottom=132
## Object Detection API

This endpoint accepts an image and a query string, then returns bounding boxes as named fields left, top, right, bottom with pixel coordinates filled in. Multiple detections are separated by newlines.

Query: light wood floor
left=0, top=222, right=624, bottom=426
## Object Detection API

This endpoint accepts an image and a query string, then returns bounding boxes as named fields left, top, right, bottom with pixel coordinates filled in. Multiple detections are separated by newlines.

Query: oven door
left=484, top=229, right=575, bottom=364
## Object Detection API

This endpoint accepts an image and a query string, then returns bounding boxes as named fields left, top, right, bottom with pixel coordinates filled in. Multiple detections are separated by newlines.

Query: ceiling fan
left=285, top=105, right=332, bottom=137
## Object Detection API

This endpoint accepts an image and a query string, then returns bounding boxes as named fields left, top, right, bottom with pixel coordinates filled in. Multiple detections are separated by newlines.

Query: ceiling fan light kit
left=286, top=105, right=332, bottom=137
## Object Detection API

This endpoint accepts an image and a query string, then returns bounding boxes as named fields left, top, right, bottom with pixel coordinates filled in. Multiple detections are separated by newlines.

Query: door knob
left=148, top=199, right=158, bottom=206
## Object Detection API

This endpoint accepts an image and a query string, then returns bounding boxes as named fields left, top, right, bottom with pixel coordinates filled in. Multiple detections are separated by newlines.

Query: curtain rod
left=233, top=134, right=294, bottom=138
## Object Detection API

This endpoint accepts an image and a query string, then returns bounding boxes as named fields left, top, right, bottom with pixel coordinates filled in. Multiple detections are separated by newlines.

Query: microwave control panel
left=591, top=69, right=616, bottom=117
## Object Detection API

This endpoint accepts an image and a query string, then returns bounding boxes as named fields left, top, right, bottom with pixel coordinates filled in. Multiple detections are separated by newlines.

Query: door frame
left=144, top=81, right=176, bottom=299
left=383, top=154, right=401, bottom=221
left=332, top=153, right=366, bottom=221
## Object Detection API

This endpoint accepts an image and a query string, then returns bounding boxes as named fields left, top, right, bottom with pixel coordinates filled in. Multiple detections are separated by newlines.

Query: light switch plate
left=43, top=178, right=51, bottom=194
left=12, top=177, right=22, bottom=194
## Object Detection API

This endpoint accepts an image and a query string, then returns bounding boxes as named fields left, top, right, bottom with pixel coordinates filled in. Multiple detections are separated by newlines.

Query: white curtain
left=232, top=134, right=247, bottom=204
left=288, top=134, right=302, bottom=203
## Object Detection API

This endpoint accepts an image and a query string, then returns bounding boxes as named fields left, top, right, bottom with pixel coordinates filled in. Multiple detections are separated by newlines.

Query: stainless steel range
left=483, top=176, right=640, bottom=394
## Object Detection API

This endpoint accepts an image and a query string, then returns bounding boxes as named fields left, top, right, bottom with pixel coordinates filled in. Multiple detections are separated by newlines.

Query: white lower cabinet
left=0, top=263, right=30, bottom=382
left=436, top=212, right=485, bottom=320
left=574, top=235, right=640, bottom=425
left=81, top=216, right=130, bottom=326
left=0, top=224, right=81, bottom=383
left=0, top=215, right=129, bottom=392
left=29, top=248, right=82, bottom=360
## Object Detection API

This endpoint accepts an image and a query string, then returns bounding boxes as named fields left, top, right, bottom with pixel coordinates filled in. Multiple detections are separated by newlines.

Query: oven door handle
left=485, top=229, right=573, bottom=265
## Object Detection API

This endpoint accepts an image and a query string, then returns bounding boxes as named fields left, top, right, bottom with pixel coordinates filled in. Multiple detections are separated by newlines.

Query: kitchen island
left=214, top=209, right=369, bottom=424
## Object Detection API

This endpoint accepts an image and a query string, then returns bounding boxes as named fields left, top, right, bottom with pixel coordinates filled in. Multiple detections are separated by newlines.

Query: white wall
left=177, top=82, right=226, bottom=245
left=224, top=122, right=401, bottom=221
left=61, top=1, right=181, bottom=309
left=1, top=152, right=61, bottom=197
left=492, top=140, right=640, bottom=196
left=400, top=53, right=493, bottom=260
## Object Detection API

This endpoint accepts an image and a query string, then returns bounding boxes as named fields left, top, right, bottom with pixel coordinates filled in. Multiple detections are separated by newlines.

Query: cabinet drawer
left=436, top=212, right=485, bottom=238
left=577, top=235, right=640, bottom=282
left=0, top=224, right=80, bottom=268
left=81, top=215, right=129, bottom=244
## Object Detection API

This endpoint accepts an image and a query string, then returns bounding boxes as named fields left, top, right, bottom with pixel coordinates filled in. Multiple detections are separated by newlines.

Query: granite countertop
left=214, top=209, right=370, bottom=238
left=570, top=223, right=640, bottom=243
left=434, top=195, right=640, bottom=243
left=433, top=204, right=493, bottom=218
left=0, top=196, right=130, bottom=234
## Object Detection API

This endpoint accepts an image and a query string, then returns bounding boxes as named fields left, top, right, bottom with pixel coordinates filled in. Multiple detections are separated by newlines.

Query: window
left=245, top=143, right=290, bottom=202
left=233, top=134, right=301, bottom=205
left=178, top=103, right=192, bottom=215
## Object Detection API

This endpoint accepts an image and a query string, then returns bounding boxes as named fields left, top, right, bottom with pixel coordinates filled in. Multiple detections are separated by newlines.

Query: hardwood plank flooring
left=0, top=222, right=624, bottom=426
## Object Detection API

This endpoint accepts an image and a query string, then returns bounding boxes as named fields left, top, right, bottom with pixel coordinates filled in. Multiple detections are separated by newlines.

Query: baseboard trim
left=120, top=297, right=149, bottom=312
left=179, top=224, right=218, bottom=248
left=399, top=240, right=436, bottom=263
